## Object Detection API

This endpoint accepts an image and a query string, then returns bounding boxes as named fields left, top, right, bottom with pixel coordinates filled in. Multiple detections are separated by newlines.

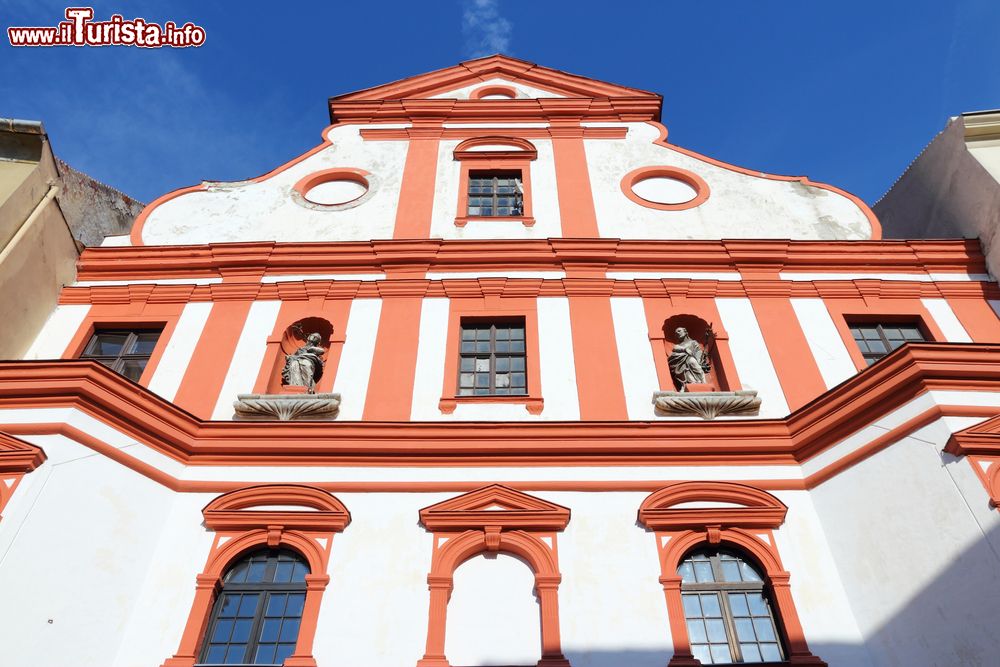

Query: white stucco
left=211, top=299, right=281, bottom=419
left=536, top=297, right=580, bottom=420
left=332, top=298, right=383, bottom=421
left=409, top=297, right=450, bottom=420
left=790, top=298, right=858, bottom=389
left=21, top=303, right=90, bottom=359
left=921, top=297, right=973, bottom=342
left=610, top=297, right=660, bottom=420
left=585, top=122, right=874, bottom=241
left=147, top=302, right=213, bottom=402
left=139, top=123, right=409, bottom=244
left=429, top=76, right=564, bottom=100
left=445, top=554, right=542, bottom=665
left=715, top=298, right=790, bottom=417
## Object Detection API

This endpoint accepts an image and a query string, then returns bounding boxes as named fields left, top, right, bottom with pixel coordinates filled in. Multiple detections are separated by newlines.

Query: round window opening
left=622, top=167, right=709, bottom=211
left=305, top=178, right=367, bottom=206
left=632, top=176, right=698, bottom=205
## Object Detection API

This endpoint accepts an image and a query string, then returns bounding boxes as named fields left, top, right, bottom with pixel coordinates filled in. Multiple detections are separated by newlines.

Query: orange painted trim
left=945, top=296, right=1000, bottom=343
left=0, top=431, right=45, bottom=521
left=417, top=485, right=571, bottom=667
left=566, top=293, right=629, bottom=420
left=469, top=84, right=519, bottom=99
left=393, top=130, right=440, bottom=239
left=202, top=483, right=351, bottom=532
left=551, top=124, right=600, bottom=237
left=748, top=295, right=827, bottom=411
left=620, top=166, right=710, bottom=211
left=638, top=481, right=788, bottom=531
left=362, top=126, right=627, bottom=141
left=946, top=413, right=1000, bottom=457
left=438, top=297, right=543, bottom=415
left=291, top=167, right=370, bottom=207
left=73, top=238, right=991, bottom=284
left=362, top=296, right=423, bottom=420
left=644, top=120, right=881, bottom=240
left=453, top=136, right=538, bottom=160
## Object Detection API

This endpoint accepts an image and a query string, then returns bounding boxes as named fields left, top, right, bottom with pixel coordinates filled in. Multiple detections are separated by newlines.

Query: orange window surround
left=454, top=137, right=537, bottom=228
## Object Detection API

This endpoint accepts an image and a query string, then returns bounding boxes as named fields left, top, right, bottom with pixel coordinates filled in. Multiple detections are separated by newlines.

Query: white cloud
left=462, top=0, right=512, bottom=57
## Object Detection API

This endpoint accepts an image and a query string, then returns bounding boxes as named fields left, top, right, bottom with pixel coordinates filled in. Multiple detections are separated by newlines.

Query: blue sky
left=2, top=0, right=999, bottom=205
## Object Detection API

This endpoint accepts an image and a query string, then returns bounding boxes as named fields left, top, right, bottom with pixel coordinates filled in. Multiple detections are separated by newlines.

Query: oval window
left=292, top=169, right=372, bottom=210
left=304, top=178, right=367, bottom=206
left=621, top=167, right=709, bottom=211
left=631, top=176, right=698, bottom=206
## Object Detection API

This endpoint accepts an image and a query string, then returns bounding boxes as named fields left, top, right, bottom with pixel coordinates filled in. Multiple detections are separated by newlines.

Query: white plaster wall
left=791, top=298, right=858, bottom=389
left=147, top=302, right=213, bottom=402
left=535, top=297, right=580, bottom=420
left=21, top=303, right=90, bottom=359
left=445, top=554, right=542, bottom=665
left=211, top=299, right=281, bottom=419
left=0, top=436, right=178, bottom=667
left=921, top=298, right=973, bottom=342
left=610, top=297, right=660, bottom=420
left=410, top=297, right=450, bottom=420
left=715, top=298, right=790, bottom=417
left=332, top=298, right=382, bottom=421
left=139, top=124, right=409, bottom=244
left=429, top=76, right=564, bottom=99
left=428, top=138, right=563, bottom=240
left=585, top=122, right=874, bottom=240
left=809, top=420, right=1000, bottom=667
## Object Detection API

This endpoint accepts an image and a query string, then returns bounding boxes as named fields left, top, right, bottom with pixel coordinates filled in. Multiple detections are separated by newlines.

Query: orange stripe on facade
left=393, top=131, right=441, bottom=239
left=566, top=293, right=628, bottom=420
left=748, top=295, right=826, bottom=411
left=362, top=296, right=423, bottom=420
left=550, top=124, right=600, bottom=237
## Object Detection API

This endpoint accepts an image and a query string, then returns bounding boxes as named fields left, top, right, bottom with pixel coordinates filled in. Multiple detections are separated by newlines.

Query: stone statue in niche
left=282, top=331, right=326, bottom=393
left=668, top=326, right=714, bottom=391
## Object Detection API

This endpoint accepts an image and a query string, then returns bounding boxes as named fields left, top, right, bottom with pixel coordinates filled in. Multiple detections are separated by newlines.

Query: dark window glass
left=458, top=319, right=527, bottom=396
left=848, top=322, right=925, bottom=365
left=467, top=171, right=523, bottom=217
left=199, top=549, right=308, bottom=666
left=678, top=549, right=784, bottom=664
left=80, top=328, right=163, bottom=381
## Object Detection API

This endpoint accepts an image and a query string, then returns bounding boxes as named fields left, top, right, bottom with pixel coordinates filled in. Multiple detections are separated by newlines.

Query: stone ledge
left=233, top=393, right=341, bottom=421
left=652, top=389, right=761, bottom=420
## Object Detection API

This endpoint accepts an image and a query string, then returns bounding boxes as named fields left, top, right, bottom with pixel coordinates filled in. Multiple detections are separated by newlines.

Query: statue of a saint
left=282, top=332, right=326, bottom=393
left=668, top=326, right=712, bottom=391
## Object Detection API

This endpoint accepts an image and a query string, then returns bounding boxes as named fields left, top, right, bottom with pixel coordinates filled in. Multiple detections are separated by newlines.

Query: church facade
left=3, top=56, right=1000, bottom=667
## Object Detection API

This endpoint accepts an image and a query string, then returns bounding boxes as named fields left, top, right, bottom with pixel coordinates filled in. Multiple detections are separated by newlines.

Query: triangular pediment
left=0, top=432, right=46, bottom=474
left=946, top=413, right=1000, bottom=456
left=332, top=54, right=659, bottom=102
left=420, top=484, right=570, bottom=531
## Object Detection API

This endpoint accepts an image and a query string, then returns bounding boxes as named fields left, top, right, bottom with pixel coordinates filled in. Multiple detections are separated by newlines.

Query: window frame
left=456, top=318, right=528, bottom=397
left=465, top=171, right=524, bottom=219
left=198, top=548, right=309, bottom=666
left=847, top=321, right=926, bottom=366
left=453, top=137, right=536, bottom=228
left=679, top=549, right=786, bottom=665
left=79, top=328, right=164, bottom=382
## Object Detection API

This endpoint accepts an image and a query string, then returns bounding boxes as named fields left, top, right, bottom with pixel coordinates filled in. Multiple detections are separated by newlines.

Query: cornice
left=71, top=238, right=990, bottom=284
left=0, top=345, right=997, bottom=467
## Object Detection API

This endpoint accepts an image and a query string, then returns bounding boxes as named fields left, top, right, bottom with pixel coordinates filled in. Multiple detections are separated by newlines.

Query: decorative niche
left=234, top=317, right=341, bottom=421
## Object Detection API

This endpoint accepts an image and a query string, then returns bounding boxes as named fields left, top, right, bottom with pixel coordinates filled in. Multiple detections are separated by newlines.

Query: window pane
left=510, top=340, right=525, bottom=353
left=720, top=559, right=741, bottom=582
left=747, top=592, right=768, bottom=616
left=291, top=561, right=309, bottom=582
left=687, top=619, right=708, bottom=643
left=274, top=644, right=296, bottom=665
left=511, top=372, right=526, bottom=388
left=728, top=592, right=749, bottom=616
left=212, top=619, right=234, bottom=642
left=219, top=594, right=241, bottom=616
left=246, top=561, right=268, bottom=583
left=682, top=594, right=702, bottom=618
left=699, top=593, right=722, bottom=617
left=224, top=644, right=247, bottom=664
left=495, top=340, right=510, bottom=353
left=119, top=359, right=147, bottom=382
left=130, top=332, right=161, bottom=354
left=495, top=357, right=510, bottom=372
left=253, top=643, right=276, bottom=665
left=496, top=374, right=510, bottom=388
left=902, top=327, right=924, bottom=340
left=511, top=357, right=525, bottom=372
left=735, top=617, right=756, bottom=641
left=274, top=561, right=294, bottom=583
left=279, top=618, right=300, bottom=643
left=739, top=560, right=762, bottom=582
left=461, top=328, right=476, bottom=341
left=89, top=333, right=127, bottom=356
left=678, top=561, right=696, bottom=583
left=753, top=617, right=777, bottom=642
left=260, top=617, right=281, bottom=643
left=475, top=341, right=490, bottom=353
left=231, top=618, right=253, bottom=643
left=691, top=644, right=712, bottom=664
left=740, top=643, right=763, bottom=663
left=204, top=644, right=227, bottom=663
left=238, top=593, right=260, bottom=616
left=708, top=644, right=732, bottom=664
left=286, top=593, right=306, bottom=617
left=475, top=358, right=491, bottom=372
left=693, top=561, right=715, bottom=583
left=266, top=593, right=288, bottom=617
left=459, top=373, right=474, bottom=387
left=760, top=643, right=782, bottom=661
left=705, top=618, right=727, bottom=643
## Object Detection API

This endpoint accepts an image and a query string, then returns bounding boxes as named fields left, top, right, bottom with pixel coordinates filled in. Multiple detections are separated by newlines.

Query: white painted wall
left=535, top=297, right=580, bottom=420
left=147, top=302, right=213, bottom=402
left=809, top=419, right=1000, bottom=667
left=610, top=297, right=660, bottom=420
left=790, top=298, right=858, bottom=389
left=139, top=124, right=409, bottom=245
left=21, top=303, right=90, bottom=359
left=585, top=122, right=874, bottom=241
left=921, top=298, right=973, bottom=342
left=332, top=298, right=382, bottom=421
left=410, top=297, right=450, bottom=420
left=445, top=554, right=542, bottom=665
left=211, top=299, right=281, bottom=419
left=715, top=298, right=790, bottom=417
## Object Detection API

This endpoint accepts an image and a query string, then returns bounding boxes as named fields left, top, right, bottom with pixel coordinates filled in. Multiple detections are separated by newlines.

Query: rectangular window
left=849, top=322, right=925, bottom=365
left=457, top=320, right=527, bottom=396
left=467, top=171, right=523, bottom=217
left=80, top=328, right=163, bottom=382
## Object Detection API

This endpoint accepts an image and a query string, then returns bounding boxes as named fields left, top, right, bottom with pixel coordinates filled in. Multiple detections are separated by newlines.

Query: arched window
left=199, top=549, right=309, bottom=666
left=678, top=548, right=784, bottom=665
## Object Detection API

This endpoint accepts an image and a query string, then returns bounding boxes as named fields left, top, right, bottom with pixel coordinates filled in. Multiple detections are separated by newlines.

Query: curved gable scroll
left=203, top=484, right=351, bottom=532
left=638, top=481, right=787, bottom=531
left=454, top=136, right=538, bottom=162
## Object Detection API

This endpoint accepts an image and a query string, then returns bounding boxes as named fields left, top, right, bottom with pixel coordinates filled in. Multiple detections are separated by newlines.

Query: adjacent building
left=2, top=56, right=1000, bottom=667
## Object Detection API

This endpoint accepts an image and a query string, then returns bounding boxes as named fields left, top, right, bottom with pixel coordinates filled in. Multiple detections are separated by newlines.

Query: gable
left=419, top=484, right=570, bottom=531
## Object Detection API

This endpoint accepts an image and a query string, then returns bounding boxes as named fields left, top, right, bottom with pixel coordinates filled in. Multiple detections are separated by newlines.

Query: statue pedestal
left=652, top=389, right=760, bottom=420
left=233, top=393, right=341, bottom=421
